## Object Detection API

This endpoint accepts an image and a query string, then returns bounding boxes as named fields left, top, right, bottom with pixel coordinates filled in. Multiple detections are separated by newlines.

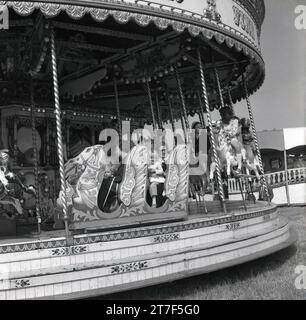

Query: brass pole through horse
left=50, top=24, right=70, bottom=236
left=228, top=87, right=235, bottom=115
left=213, top=64, right=225, bottom=110
left=113, top=77, right=122, bottom=143
left=155, top=91, right=163, bottom=130
left=197, top=49, right=227, bottom=214
left=145, top=79, right=158, bottom=131
left=166, top=91, right=176, bottom=134
left=197, top=91, right=206, bottom=128
left=174, top=66, right=189, bottom=144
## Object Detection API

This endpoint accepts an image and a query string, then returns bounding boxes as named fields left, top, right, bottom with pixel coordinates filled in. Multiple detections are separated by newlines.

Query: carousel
left=0, top=0, right=296, bottom=300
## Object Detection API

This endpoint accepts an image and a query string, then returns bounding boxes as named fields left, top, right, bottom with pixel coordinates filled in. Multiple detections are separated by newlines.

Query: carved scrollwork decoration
left=120, top=166, right=136, bottom=207
left=165, top=149, right=180, bottom=202
left=120, top=145, right=148, bottom=216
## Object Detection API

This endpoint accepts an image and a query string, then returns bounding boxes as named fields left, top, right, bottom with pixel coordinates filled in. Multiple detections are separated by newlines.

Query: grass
left=102, top=207, right=306, bottom=300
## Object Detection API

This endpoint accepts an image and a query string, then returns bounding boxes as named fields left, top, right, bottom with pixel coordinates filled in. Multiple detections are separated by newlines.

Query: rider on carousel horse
left=217, top=106, right=243, bottom=174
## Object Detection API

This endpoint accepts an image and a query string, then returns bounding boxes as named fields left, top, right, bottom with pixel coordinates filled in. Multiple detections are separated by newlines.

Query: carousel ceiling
left=0, top=0, right=265, bottom=119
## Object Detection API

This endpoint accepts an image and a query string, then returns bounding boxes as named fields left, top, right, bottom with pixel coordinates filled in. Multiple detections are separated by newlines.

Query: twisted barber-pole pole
left=113, top=78, right=122, bottom=142
left=174, top=66, right=190, bottom=144
left=174, top=66, right=190, bottom=131
left=242, top=74, right=270, bottom=204
left=166, top=92, right=176, bottom=133
left=214, top=65, right=225, bottom=109
left=228, top=87, right=235, bottom=115
left=155, top=91, right=163, bottom=130
left=50, top=25, right=69, bottom=235
left=145, top=80, right=158, bottom=130
left=197, top=49, right=226, bottom=213
left=197, top=91, right=206, bottom=128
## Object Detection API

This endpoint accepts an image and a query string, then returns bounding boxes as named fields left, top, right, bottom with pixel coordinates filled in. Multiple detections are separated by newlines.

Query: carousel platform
left=0, top=201, right=296, bottom=300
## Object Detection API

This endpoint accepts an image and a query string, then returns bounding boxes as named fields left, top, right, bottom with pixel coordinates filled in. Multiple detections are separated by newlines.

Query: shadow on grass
left=94, top=244, right=297, bottom=300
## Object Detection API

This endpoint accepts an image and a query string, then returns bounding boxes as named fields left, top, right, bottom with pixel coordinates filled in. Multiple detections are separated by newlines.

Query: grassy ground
left=102, top=206, right=306, bottom=300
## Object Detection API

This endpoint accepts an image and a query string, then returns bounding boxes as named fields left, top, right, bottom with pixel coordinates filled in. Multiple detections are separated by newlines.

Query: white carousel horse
left=240, top=118, right=261, bottom=180
left=119, top=144, right=148, bottom=216
left=209, top=121, right=241, bottom=180
left=164, top=144, right=189, bottom=212
left=56, top=144, right=149, bottom=223
left=56, top=145, right=107, bottom=213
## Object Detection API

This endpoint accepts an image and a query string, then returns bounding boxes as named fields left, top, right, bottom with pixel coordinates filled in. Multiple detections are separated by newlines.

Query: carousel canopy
left=0, top=0, right=266, bottom=121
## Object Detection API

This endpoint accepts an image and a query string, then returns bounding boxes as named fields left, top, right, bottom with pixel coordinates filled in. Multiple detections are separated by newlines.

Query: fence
left=228, top=167, right=306, bottom=194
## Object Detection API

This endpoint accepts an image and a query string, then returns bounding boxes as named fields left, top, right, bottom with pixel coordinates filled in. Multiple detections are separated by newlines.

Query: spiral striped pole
left=174, top=66, right=190, bottom=144
left=113, top=78, right=122, bottom=144
left=175, top=66, right=190, bottom=131
left=228, top=87, right=235, bottom=115
left=197, top=91, right=206, bottom=128
left=242, top=74, right=270, bottom=204
left=30, top=80, right=41, bottom=234
left=145, top=80, right=157, bottom=131
left=155, top=91, right=163, bottom=130
left=166, top=92, right=176, bottom=134
left=197, top=49, right=226, bottom=213
left=50, top=26, right=69, bottom=235
left=214, top=65, right=225, bottom=109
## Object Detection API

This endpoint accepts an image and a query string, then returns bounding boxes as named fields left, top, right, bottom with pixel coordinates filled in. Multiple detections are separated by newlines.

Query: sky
left=233, top=0, right=306, bottom=131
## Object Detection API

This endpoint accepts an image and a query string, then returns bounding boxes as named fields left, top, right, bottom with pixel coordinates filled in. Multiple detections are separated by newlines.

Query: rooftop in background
left=258, top=127, right=306, bottom=151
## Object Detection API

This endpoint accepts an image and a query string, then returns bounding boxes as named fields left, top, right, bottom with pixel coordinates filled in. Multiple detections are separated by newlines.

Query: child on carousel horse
left=240, top=118, right=257, bottom=154
left=217, top=106, right=243, bottom=174
left=148, top=148, right=167, bottom=208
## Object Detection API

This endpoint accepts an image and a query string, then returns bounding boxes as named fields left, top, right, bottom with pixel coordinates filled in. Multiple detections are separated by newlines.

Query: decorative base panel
left=0, top=204, right=296, bottom=300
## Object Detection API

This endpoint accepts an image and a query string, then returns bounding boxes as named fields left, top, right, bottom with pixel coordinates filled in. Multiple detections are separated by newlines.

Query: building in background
left=229, top=128, right=306, bottom=205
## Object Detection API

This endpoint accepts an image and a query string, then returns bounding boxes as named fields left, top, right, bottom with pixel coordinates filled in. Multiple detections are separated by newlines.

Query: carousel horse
left=240, top=118, right=261, bottom=180
left=209, top=120, right=241, bottom=180
left=164, top=144, right=189, bottom=210
left=56, top=145, right=107, bottom=214
left=56, top=143, right=149, bottom=223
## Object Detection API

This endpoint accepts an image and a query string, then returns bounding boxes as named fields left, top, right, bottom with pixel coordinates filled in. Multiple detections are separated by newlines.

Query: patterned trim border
left=0, top=1, right=265, bottom=97
left=152, top=233, right=180, bottom=243
left=111, top=261, right=148, bottom=274
left=0, top=204, right=277, bottom=254
left=15, top=279, right=31, bottom=288
left=51, top=245, right=88, bottom=256
left=0, top=239, right=66, bottom=255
